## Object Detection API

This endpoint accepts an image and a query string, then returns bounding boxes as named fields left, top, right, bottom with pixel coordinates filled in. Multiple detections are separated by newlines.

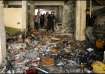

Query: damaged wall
left=62, top=0, right=75, bottom=33
left=0, top=1, right=6, bottom=65
left=94, top=15, right=105, bottom=39
left=4, top=8, right=22, bottom=29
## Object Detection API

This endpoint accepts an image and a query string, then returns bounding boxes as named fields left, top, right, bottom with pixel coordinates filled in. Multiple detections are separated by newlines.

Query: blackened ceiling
left=93, top=0, right=105, bottom=6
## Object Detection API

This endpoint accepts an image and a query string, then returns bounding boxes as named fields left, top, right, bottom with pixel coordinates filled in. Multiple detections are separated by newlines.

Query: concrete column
left=58, top=6, right=62, bottom=23
left=30, top=1, right=35, bottom=29
left=0, top=0, right=6, bottom=65
left=59, top=6, right=63, bottom=23
left=56, top=7, right=59, bottom=22
left=22, top=1, right=27, bottom=31
left=62, top=0, right=75, bottom=33
left=75, top=0, right=86, bottom=41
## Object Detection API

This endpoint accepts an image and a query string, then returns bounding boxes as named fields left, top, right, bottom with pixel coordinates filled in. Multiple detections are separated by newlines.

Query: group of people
left=34, top=11, right=56, bottom=32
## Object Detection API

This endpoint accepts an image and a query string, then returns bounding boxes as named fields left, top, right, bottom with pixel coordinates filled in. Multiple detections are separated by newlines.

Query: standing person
left=50, top=11, right=56, bottom=32
left=86, top=9, right=96, bottom=47
left=34, top=12, right=40, bottom=31
left=47, top=11, right=56, bottom=32
left=86, top=9, right=95, bottom=41
left=44, top=12, right=49, bottom=29
left=34, top=15, right=39, bottom=31
left=40, top=14, right=45, bottom=28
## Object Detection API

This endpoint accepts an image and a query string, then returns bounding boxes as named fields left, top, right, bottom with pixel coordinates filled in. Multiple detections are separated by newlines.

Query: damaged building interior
left=0, top=0, right=105, bottom=73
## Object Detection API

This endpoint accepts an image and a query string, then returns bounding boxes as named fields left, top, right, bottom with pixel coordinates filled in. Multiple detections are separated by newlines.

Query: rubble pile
left=2, top=31, right=92, bottom=73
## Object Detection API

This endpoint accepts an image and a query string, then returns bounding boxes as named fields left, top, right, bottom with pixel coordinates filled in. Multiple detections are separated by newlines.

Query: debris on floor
left=1, top=31, right=105, bottom=73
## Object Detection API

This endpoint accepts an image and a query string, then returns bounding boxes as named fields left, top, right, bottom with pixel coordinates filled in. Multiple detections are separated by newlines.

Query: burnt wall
left=62, top=0, right=75, bottom=33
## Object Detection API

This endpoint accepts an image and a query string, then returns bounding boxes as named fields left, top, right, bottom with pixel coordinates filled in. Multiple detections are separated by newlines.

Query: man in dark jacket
left=47, top=11, right=56, bottom=32
left=86, top=9, right=96, bottom=45
left=40, top=14, right=45, bottom=28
